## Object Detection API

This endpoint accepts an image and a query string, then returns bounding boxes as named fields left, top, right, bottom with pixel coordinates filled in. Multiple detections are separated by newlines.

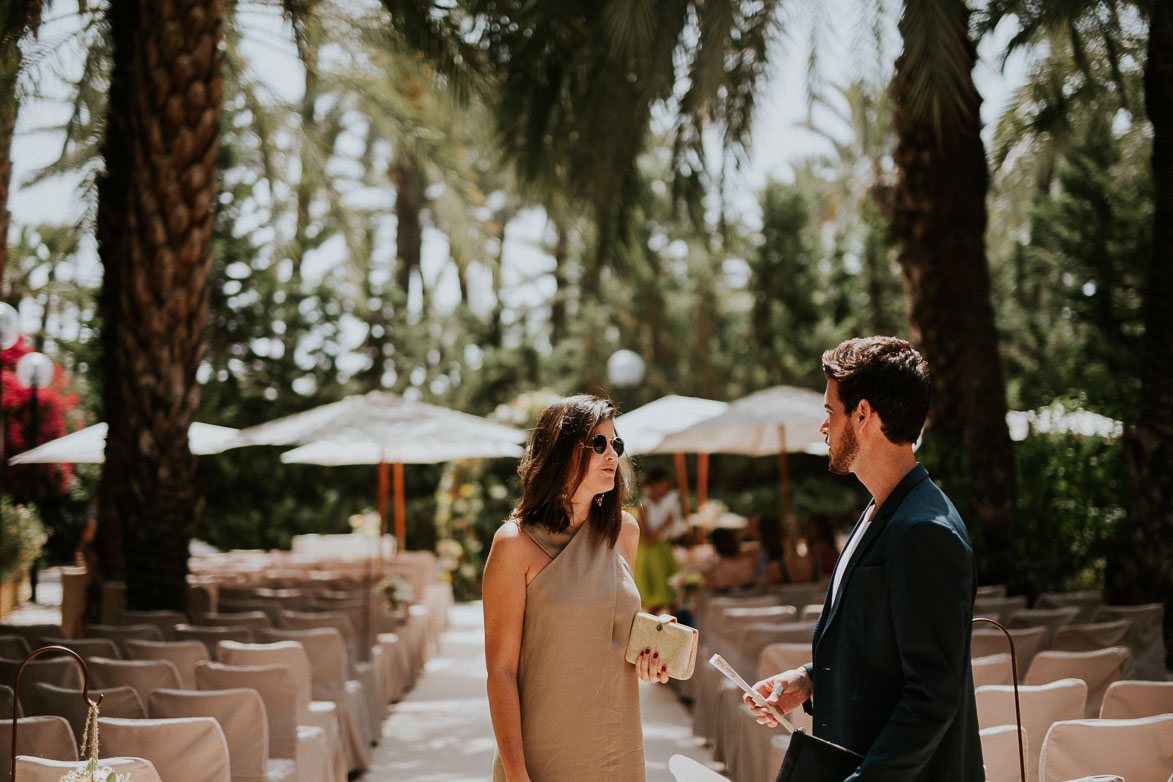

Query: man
left=747, top=336, right=984, bottom=780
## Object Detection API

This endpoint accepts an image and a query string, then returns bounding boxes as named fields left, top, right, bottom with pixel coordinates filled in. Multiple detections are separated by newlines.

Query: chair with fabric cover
left=38, top=637, right=121, bottom=662
left=84, top=624, right=164, bottom=654
left=973, top=595, right=1029, bottom=624
left=194, top=611, right=272, bottom=637
left=194, top=662, right=336, bottom=782
left=972, top=625, right=1049, bottom=674
left=149, top=687, right=295, bottom=782
left=14, top=756, right=162, bottom=782
left=1006, top=607, right=1081, bottom=643
left=1034, top=591, right=1102, bottom=624
left=1025, top=647, right=1131, bottom=718
left=0, top=625, right=66, bottom=648
left=216, top=641, right=347, bottom=782
left=218, top=599, right=282, bottom=624
left=256, top=628, right=370, bottom=772
left=99, top=716, right=232, bottom=782
left=27, top=682, right=145, bottom=745
left=1092, top=603, right=1166, bottom=680
left=973, top=653, right=1015, bottom=688
left=0, top=657, right=83, bottom=696
left=1050, top=620, right=1133, bottom=655
left=1038, top=713, right=1173, bottom=782
left=799, top=603, right=822, bottom=622
left=0, top=685, right=19, bottom=719
left=976, top=678, right=1086, bottom=782
left=0, top=716, right=78, bottom=782
left=175, top=623, right=254, bottom=647
left=979, top=724, right=1028, bottom=782
left=87, top=657, right=182, bottom=705
left=119, top=609, right=188, bottom=640
left=124, top=639, right=210, bottom=689
left=0, top=636, right=30, bottom=659
left=1099, top=679, right=1173, bottom=719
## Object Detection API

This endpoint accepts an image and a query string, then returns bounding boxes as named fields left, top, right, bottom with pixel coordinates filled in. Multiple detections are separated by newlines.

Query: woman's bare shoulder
left=490, top=519, right=543, bottom=563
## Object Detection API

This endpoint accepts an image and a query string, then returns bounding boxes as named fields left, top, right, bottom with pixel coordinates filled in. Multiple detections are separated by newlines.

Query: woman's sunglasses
left=585, top=434, right=625, bottom=457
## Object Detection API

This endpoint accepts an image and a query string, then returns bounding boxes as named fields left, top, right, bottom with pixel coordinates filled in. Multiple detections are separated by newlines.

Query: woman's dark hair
left=711, top=528, right=741, bottom=558
left=512, top=394, right=626, bottom=546
left=821, top=336, right=931, bottom=444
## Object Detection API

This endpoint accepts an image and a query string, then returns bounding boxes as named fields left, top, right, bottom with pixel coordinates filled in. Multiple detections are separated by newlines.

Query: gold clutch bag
left=624, top=612, right=700, bottom=679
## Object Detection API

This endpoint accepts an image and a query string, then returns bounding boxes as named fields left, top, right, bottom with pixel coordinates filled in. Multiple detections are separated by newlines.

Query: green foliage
left=1011, top=414, right=1126, bottom=601
left=0, top=496, right=48, bottom=582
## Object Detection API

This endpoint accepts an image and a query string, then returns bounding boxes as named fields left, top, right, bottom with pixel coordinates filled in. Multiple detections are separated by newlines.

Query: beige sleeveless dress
left=492, top=519, right=646, bottom=782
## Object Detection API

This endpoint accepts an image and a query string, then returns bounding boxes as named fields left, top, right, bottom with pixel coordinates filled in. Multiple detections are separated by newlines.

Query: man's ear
left=856, top=398, right=875, bottom=426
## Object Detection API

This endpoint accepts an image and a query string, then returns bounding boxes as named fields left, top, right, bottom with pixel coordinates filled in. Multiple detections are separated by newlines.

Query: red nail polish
left=644, top=648, right=650, bottom=655
left=661, top=665, right=667, bottom=673
left=653, top=652, right=658, bottom=658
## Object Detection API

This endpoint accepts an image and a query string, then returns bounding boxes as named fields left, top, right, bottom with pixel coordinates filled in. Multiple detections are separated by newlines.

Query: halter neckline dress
left=492, top=519, right=646, bottom=782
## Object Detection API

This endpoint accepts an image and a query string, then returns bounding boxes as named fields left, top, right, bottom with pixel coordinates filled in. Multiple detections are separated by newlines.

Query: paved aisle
left=365, top=602, right=723, bottom=782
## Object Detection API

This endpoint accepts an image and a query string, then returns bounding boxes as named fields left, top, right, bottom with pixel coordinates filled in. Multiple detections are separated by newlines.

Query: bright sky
left=7, top=3, right=1027, bottom=359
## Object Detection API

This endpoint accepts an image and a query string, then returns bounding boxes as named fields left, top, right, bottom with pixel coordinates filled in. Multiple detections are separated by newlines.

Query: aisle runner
left=364, top=603, right=720, bottom=781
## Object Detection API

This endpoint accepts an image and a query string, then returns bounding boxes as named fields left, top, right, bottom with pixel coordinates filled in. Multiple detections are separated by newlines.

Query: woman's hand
left=636, top=614, right=678, bottom=684
left=635, top=648, right=670, bottom=683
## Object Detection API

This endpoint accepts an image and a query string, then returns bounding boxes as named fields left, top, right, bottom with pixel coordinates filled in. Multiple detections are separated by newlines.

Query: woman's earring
left=595, top=494, right=604, bottom=507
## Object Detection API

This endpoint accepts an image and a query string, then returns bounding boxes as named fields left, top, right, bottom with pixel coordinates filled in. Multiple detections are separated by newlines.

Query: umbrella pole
left=377, top=461, right=390, bottom=533
left=674, top=452, right=698, bottom=544
left=697, top=453, right=709, bottom=507
left=393, top=462, right=406, bottom=548
left=777, top=425, right=792, bottom=526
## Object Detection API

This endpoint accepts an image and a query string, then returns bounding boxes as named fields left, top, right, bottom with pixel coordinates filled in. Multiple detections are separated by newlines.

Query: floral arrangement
left=348, top=510, right=382, bottom=538
left=688, top=499, right=727, bottom=529
left=0, top=496, right=48, bottom=583
left=668, top=568, right=706, bottom=595
left=58, top=759, right=129, bottom=782
left=377, top=574, right=413, bottom=613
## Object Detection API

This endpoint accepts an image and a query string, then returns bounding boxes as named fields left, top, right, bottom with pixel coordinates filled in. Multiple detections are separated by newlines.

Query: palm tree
left=886, top=0, right=1019, bottom=583
left=459, top=0, right=782, bottom=270
left=985, top=0, right=1173, bottom=668
left=93, top=0, right=225, bottom=607
left=0, top=1, right=48, bottom=294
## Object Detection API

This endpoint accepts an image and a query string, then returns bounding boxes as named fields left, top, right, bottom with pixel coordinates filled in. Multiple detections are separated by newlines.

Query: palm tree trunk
left=0, top=39, right=20, bottom=294
left=393, top=155, right=422, bottom=301
left=1106, top=3, right=1173, bottom=668
left=96, top=0, right=223, bottom=609
left=890, top=1, right=1018, bottom=583
left=550, top=219, right=568, bottom=344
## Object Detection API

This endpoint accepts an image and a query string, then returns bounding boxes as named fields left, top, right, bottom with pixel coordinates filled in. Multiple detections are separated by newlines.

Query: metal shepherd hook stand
left=972, top=617, right=1027, bottom=782
left=9, top=645, right=105, bottom=782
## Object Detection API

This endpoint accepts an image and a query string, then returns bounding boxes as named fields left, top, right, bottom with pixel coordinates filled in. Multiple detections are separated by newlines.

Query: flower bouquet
left=58, top=759, right=129, bottom=782
left=377, top=574, right=413, bottom=619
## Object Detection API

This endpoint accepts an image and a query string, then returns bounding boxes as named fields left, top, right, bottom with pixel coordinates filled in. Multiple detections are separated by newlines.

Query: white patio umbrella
left=1006, top=405, right=1123, bottom=442
left=654, top=385, right=829, bottom=523
left=7, top=421, right=240, bottom=464
left=226, top=390, right=526, bottom=542
left=613, top=394, right=730, bottom=517
left=613, top=394, right=730, bottom=455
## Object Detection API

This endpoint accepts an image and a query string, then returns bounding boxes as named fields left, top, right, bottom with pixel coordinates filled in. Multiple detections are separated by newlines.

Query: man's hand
left=745, top=666, right=812, bottom=726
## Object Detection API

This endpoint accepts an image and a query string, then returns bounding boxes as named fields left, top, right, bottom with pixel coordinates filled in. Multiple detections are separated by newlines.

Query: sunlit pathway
left=364, top=602, right=723, bottom=782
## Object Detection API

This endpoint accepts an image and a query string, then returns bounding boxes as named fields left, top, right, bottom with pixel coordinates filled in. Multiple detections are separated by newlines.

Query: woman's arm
left=483, top=524, right=533, bottom=782
left=618, top=511, right=641, bottom=569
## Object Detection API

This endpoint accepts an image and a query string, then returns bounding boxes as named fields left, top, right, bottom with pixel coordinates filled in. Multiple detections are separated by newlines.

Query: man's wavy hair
left=821, top=336, right=931, bottom=445
left=512, top=394, right=626, bottom=546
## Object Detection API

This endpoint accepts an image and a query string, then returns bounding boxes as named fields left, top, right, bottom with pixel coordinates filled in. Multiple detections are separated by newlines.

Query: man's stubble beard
left=828, top=421, right=858, bottom=476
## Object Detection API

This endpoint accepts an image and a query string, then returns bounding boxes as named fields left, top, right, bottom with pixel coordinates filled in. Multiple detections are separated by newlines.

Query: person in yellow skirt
left=634, top=468, right=683, bottom=612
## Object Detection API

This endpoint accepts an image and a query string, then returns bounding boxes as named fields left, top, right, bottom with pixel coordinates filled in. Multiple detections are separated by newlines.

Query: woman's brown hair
left=512, top=394, right=626, bottom=546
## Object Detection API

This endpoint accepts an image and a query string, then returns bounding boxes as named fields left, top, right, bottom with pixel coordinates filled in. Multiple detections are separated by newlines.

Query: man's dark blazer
left=803, top=463, right=985, bottom=781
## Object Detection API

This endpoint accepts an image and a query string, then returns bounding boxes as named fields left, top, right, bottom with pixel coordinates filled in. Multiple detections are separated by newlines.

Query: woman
left=483, top=395, right=669, bottom=782
left=634, top=468, right=682, bottom=612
